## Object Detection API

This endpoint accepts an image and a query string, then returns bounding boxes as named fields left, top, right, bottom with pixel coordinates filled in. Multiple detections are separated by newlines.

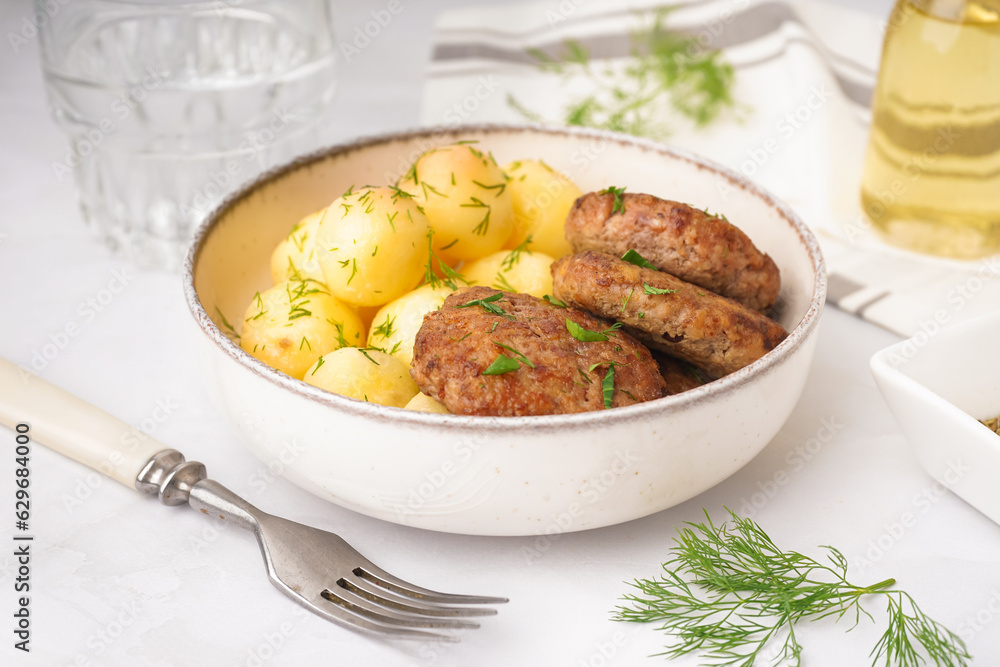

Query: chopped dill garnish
left=284, top=279, right=327, bottom=322
left=402, top=163, right=419, bottom=186
left=601, top=365, right=615, bottom=408
left=482, top=354, right=520, bottom=376
left=643, top=283, right=679, bottom=295
left=373, top=314, right=397, bottom=340
left=358, top=348, right=380, bottom=365
left=327, top=319, right=350, bottom=348
left=215, top=307, right=240, bottom=340
left=621, top=248, right=656, bottom=270
left=543, top=294, right=568, bottom=308
left=493, top=341, right=535, bottom=369
left=311, top=356, right=325, bottom=375
left=501, top=235, right=533, bottom=272
left=456, top=292, right=515, bottom=320
left=600, top=185, right=627, bottom=215
left=423, top=229, right=467, bottom=291
left=493, top=272, right=516, bottom=293
left=286, top=256, right=303, bottom=281
left=291, top=228, right=308, bottom=253
left=460, top=196, right=491, bottom=236
left=702, top=206, right=730, bottom=222
left=566, top=319, right=622, bottom=342
left=421, top=181, right=447, bottom=199
left=621, top=287, right=636, bottom=313
left=472, top=179, right=507, bottom=197
left=247, top=291, right=267, bottom=321
left=388, top=184, right=413, bottom=202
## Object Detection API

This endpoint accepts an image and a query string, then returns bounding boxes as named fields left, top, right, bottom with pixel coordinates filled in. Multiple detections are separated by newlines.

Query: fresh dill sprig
left=614, top=509, right=971, bottom=667
left=508, top=9, right=737, bottom=139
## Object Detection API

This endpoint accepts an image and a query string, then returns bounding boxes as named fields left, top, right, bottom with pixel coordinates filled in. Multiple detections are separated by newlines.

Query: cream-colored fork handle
left=0, top=357, right=166, bottom=488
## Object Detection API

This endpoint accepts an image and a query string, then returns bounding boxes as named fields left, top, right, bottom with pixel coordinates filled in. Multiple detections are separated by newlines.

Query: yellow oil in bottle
left=860, top=0, right=1000, bottom=259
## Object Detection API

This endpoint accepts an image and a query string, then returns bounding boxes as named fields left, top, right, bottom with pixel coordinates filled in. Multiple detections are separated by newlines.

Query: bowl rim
left=183, top=123, right=827, bottom=433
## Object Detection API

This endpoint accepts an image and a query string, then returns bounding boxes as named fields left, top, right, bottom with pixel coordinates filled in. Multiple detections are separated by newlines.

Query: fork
left=0, top=358, right=506, bottom=641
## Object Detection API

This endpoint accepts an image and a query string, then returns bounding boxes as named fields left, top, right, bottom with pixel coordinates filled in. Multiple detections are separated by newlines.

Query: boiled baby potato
left=270, top=209, right=326, bottom=284
left=304, top=347, right=418, bottom=407
left=463, top=247, right=555, bottom=299
left=399, top=143, right=513, bottom=262
left=367, top=283, right=453, bottom=366
left=316, top=186, right=429, bottom=307
left=240, top=279, right=364, bottom=379
left=503, top=160, right=580, bottom=258
left=404, top=393, right=450, bottom=414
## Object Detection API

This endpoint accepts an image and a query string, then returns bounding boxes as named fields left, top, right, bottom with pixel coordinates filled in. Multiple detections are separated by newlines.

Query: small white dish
left=871, top=312, right=1000, bottom=525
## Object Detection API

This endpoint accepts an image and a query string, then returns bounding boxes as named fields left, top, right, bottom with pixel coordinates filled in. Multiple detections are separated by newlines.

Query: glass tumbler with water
left=38, top=0, right=336, bottom=270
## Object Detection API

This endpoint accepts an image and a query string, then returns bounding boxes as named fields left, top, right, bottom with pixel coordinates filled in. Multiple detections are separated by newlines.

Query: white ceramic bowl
left=184, top=124, right=826, bottom=536
left=871, top=312, right=1000, bottom=526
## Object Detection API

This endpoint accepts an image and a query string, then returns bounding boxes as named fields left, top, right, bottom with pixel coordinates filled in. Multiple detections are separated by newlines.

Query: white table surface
left=4, top=0, right=1000, bottom=665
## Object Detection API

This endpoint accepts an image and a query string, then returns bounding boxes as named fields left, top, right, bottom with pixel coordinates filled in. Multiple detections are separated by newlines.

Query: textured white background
left=4, top=0, right=1000, bottom=666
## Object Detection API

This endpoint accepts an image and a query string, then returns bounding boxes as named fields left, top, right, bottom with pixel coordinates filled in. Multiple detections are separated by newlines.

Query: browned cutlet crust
left=654, top=352, right=709, bottom=395
left=551, top=252, right=788, bottom=379
left=565, top=192, right=781, bottom=311
left=410, top=286, right=666, bottom=416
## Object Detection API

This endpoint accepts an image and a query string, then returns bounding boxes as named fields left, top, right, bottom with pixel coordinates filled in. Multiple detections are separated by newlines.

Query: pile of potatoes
left=235, top=143, right=583, bottom=412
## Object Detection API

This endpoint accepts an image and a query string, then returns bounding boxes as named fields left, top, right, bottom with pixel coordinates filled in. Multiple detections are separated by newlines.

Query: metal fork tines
left=138, top=450, right=506, bottom=641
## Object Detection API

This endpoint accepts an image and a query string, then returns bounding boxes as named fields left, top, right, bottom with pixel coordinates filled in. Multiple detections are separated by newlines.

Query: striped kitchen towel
left=419, top=0, right=1000, bottom=339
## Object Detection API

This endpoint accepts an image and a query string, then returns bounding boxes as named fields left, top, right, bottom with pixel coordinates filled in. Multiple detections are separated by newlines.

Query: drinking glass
left=38, top=0, right=337, bottom=269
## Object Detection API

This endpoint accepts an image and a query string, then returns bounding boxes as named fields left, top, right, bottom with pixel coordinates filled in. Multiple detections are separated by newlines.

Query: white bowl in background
left=184, top=124, right=826, bottom=536
left=871, top=312, right=1000, bottom=526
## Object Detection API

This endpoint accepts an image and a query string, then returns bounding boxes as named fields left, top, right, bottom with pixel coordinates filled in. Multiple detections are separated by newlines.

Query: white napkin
left=419, top=0, right=1000, bottom=338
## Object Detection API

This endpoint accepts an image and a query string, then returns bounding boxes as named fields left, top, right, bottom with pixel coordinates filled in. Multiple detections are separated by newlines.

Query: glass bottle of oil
left=860, top=0, right=1000, bottom=259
